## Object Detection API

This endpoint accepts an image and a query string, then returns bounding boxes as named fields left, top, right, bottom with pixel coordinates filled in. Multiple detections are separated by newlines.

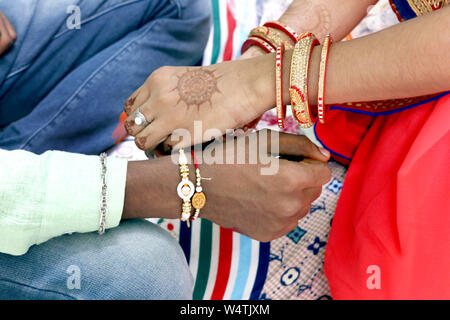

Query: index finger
left=290, top=159, right=332, bottom=188
left=272, top=132, right=331, bottom=162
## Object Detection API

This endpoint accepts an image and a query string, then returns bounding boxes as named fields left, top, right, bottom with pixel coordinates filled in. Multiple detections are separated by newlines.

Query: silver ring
left=134, top=108, right=150, bottom=127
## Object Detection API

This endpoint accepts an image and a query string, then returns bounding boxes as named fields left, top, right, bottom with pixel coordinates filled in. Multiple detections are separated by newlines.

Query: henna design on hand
left=135, top=136, right=147, bottom=150
left=125, top=120, right=134, bottom=135
left=174, top=69, right=222, bottom=109
left=124, top=96, right=137, bottom=115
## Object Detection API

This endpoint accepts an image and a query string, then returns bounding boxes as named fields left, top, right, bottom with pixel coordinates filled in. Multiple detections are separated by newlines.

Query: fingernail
left=319, top=147, right=330, bottom=159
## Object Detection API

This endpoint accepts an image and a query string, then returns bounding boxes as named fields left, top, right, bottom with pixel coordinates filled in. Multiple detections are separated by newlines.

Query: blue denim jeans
left=0, top=0, right=211, bottom=154
left=0, top=0, right=210, bottom=299
left=0, top=220, right=194, bottom=300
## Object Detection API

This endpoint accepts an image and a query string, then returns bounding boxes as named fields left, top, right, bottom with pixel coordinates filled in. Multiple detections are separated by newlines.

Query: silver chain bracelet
left=98, top=152, right=108, bottom=235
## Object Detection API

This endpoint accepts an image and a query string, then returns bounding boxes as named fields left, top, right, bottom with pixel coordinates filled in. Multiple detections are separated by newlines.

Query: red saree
left=318, top=92, right=450, bottom=299
left=317, top=0, right=450, bottom=299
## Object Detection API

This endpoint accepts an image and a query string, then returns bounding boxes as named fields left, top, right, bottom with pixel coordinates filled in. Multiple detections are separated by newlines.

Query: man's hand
left=0, top=11, right=16, bottom=56
left=124, top=130, right=331, bottom=242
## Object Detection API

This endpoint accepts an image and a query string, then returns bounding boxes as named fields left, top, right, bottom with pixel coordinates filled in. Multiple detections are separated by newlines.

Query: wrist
left=239, top=46, right=267, bottom=60
left=247, top=44, right=321, bottom=119
left=249, top=52, right=278, bottom=115
left=123, top=157, right=181, bottom=220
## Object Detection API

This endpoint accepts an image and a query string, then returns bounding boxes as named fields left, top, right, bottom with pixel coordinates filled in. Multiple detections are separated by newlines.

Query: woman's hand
left=123, top=56, right=274, bottom=151
left=124, top=130, right=331, bottom=242
left=122, top=0, right=381, bottom=153
left=0, top=12, right=16, bottom=56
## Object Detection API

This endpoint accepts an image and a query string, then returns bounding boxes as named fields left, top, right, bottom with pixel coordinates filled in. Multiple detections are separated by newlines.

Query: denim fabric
left=0, top=0, right=211, bottom=154
left=0, top=0, right=209, bottom=300
left=0, top=219, right=194, bottom=300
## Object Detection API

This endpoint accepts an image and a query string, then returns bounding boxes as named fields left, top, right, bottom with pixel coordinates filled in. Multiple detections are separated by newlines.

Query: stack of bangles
left=242, top=21, right=333, bottom=128
left=177, top=149, right=207, bottom=227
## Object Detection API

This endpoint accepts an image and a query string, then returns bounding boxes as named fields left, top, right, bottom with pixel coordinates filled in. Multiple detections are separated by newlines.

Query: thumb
left=275, top=132, right=330, bottom=162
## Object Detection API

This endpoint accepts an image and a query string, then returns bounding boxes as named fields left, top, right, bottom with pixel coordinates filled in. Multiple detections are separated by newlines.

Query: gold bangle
left=275, top=44, right=286, bottom=128
left=263, top=21, right=304, bottom=43
left=317, top=35, right=332, bottom=124
left=177, top=149, right=194, bottom=226
left=289, top=33, right=320, bottom=128
left=249, top=26, right=295, bottom=50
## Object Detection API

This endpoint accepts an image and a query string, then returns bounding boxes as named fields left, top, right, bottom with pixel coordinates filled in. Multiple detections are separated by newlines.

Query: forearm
left=123, top=158, right=181, bottom=220
left=243, top=0, right=375, bottom=59
left=279, top=0, right=377, bottom=42
left=252, top=7, right=450, bottom=110
left=0, top=150, right=126, bottom=255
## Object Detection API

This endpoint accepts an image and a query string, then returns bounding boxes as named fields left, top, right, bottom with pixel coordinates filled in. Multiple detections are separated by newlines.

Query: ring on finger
left=134, top=108, right=150, bottom=127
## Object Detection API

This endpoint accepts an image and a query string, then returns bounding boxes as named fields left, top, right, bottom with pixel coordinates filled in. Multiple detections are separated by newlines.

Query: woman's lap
left=0, top=219, right=194, bottom=300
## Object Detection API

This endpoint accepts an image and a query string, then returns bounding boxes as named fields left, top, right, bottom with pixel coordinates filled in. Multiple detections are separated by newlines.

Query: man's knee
left=55, top=220, right=193, bottom=300
left=90, top=220, right=194, bottom=299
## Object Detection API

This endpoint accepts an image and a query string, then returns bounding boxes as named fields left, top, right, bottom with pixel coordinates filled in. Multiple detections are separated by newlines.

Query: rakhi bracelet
left=317, top=35, right=332, bottom=124
left=249, top=26, right=295, bottom=50
left=289, top=33, right=320, bottom=128
left=275, top=44, right=286, bottom=128
left=98, top=152, right=108, bottom=235
left=241, top=36, right=275, bottom=54
left=263, top=21, right=303, bottom=43
left=190, top=150, right=206, bottom=221
left=177, top=149, right=194, bottom=227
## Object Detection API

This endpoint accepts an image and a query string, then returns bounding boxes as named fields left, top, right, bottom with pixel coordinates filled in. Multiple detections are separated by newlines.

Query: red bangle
left=317, top=35, right=332, bottom=124
left=275, top=44, right=286, bottom=128
left=241, top=36, right=275, bottom=54
left=263, top=21, right=302, bottom=43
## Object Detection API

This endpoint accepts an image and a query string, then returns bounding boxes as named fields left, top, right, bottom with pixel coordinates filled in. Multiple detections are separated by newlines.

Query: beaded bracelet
left=275, top=44, right=286, bottom=128
left=241, top=36, right=276, bottom=54
left=177, top=149, right=194, bottom=227
left=190, top=150, right=206, bottom=221
left=289, top=33, right=320, bottom=128
left=317, top=35, right=333, bottom=124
